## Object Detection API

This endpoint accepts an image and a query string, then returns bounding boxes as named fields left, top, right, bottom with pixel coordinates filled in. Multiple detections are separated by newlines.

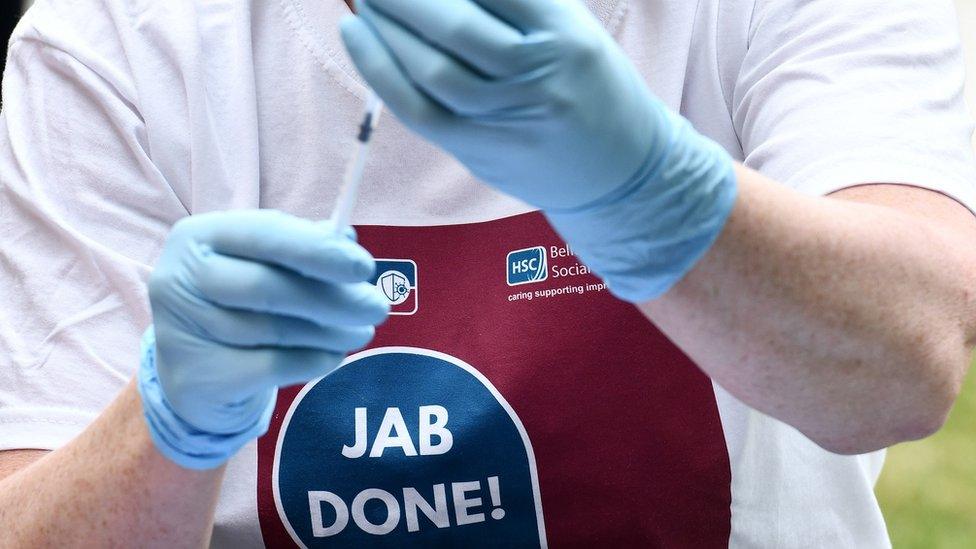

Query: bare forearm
left=0, top=380, right=224, bottom=547
left=641, top=165, right=976, bottom=454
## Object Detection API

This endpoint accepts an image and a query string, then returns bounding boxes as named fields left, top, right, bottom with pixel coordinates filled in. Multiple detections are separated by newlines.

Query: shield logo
left=370, top=260, right=418, bottom=315
left=379, top=271, right=410, bottom=305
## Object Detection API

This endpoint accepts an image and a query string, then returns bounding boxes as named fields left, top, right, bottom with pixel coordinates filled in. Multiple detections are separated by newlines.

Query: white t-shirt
left=2, top=0, right=975, bottom=547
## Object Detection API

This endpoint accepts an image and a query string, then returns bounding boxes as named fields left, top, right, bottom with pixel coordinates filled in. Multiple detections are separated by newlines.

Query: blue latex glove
left=138, top=210, right=389, bottom=469
left=340, top=0, right=738, bottom=301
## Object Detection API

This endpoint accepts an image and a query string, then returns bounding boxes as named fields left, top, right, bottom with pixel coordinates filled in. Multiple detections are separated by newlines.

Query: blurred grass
left=876, top=357, right=976, bottom=547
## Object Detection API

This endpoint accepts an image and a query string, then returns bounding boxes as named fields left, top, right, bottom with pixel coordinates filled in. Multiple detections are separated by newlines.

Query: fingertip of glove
left=366, top=285, right=392, bottom=324
left=340, top=11, right=382, bottom=61
left=339, top=14, right=364, bottom=45
left=353, top=255, right=377, bottom=281
left=336, top=237, right=375, bottom=280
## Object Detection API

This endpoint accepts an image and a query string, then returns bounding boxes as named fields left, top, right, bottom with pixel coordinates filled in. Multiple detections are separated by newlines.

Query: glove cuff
left=136, top=327, right=276, bottom=470
left=545, top=111, right=738, bottom=303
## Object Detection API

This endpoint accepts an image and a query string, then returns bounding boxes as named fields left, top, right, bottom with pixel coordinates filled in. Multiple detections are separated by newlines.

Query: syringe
left=330, top=90, right=384, bottom=233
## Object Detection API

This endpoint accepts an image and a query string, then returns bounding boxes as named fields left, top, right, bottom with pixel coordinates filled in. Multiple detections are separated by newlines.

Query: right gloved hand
left=138, top=210, right=389, bottom=470
left=340, top=0, right=738, bottom=302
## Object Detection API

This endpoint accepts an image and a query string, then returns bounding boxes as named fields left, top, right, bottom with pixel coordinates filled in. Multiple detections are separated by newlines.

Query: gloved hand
left=340, top=0, right=738, bottom=301
left=138, top=210, right=389, bottom=469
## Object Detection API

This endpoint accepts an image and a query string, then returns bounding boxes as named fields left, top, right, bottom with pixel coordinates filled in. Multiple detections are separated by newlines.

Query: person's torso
left=101, top=0, right=891, bottom=546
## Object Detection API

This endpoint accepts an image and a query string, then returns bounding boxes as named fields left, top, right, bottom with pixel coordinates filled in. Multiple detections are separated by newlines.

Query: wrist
left=136, top=327, right=275, bottom=470
left=544, top=111, right=738, bottom=303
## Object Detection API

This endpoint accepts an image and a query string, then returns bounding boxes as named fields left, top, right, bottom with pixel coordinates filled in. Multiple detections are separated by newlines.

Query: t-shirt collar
left=281, top=0, right=629, bottom=96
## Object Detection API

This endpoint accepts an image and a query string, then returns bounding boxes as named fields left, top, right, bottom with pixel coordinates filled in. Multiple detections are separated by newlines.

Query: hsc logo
left=371, top=259, right=418, bottom=316
left=507, top=247, right=548, bottom=287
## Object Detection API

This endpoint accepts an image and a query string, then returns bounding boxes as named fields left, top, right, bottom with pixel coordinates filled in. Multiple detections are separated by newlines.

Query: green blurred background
left=876, top=358, right=976, bottom=547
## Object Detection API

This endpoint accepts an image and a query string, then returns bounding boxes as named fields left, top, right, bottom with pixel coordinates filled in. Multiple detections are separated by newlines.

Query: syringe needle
left=330, top=90, right=384, bottom=233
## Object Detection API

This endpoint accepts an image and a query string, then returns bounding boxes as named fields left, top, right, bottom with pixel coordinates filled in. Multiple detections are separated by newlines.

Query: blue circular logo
left=273, top=347, right=546, bottom=547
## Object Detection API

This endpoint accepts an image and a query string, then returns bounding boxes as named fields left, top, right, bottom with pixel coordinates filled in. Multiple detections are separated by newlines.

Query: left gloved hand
left=341, top=0, right=738, bottom=302
left=139, top=211, right=389, bottom=469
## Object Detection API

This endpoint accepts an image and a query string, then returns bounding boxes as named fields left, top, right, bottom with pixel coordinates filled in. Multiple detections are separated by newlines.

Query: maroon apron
left=256, top=212, right=731, bottom=547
